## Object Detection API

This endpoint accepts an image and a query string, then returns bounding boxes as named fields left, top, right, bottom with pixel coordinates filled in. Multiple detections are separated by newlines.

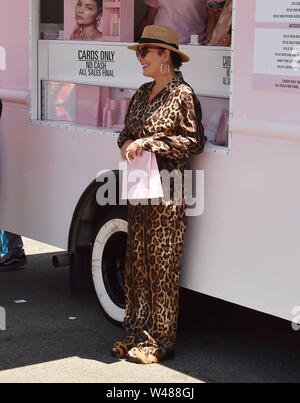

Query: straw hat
left=128, top=25, right=190, bottom=63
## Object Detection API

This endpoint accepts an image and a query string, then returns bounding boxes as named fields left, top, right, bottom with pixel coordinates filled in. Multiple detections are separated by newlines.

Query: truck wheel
left=92, top=212, right=127, bottom=325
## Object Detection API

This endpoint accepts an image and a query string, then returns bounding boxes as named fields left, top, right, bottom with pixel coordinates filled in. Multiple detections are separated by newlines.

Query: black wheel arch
left=68, top=169, right=122, bottom=252
left=67, top=169, right=127, bottom=295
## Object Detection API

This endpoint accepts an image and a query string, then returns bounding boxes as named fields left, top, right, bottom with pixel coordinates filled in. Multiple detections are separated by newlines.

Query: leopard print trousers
left=122, top=201, right=187, bottom=360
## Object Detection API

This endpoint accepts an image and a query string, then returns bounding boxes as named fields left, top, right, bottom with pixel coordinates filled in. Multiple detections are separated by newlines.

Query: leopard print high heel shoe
left=126, top=331, right=175, bottom=364
left=126, top=346, right=175, bottom=364
left=111, top=341, right=129, bottom=359
left=127, top=347, right=158, bottom=364
left=111, top=335, right=137, bottom=359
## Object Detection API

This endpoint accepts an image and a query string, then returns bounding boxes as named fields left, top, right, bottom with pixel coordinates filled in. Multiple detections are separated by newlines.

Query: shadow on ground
left=0, top=251, right=300, bottom=383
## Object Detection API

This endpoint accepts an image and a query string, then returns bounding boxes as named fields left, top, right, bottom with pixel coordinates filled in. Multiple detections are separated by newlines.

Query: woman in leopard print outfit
left=113, top=25, right=206, bottom=364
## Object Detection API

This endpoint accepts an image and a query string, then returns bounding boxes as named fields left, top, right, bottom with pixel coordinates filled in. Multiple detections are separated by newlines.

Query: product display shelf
left=38, top=40, right=231, bottom=152
left=102, top=0, right=134, bottom=43
left=41, top=80, right=132, bottom=133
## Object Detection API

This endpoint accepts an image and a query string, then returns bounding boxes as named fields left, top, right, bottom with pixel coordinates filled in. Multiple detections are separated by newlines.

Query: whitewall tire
left=92, top=218, right=127, bottom=324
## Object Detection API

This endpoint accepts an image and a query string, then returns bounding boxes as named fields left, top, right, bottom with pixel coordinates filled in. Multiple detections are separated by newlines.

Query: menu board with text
left=253, top=0, right=300, bottom=92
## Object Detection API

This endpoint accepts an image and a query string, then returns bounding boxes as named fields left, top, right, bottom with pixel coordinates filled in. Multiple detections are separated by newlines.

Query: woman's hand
left=121, top=140, right=133, bottom=161
left=205, top=33, right=212, bottom=45
left=217, top=33, right=231, bottom=46
left=70, top=23, right=82, bottom=40
left=121, top=139, right=143, bottom=161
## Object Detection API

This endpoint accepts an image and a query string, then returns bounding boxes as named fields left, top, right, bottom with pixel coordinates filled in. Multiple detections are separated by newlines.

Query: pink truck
left=0, top=0, right=299, bottom=325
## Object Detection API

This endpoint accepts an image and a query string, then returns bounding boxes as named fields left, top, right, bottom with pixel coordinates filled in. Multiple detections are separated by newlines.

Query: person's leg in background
left=0, top=231, right=27, bottom=269
left=0, top=230, right=8, bottom=256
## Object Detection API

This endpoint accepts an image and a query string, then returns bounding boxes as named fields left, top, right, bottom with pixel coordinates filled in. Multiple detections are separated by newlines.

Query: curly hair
left=157, top=48, right=183, bottom=70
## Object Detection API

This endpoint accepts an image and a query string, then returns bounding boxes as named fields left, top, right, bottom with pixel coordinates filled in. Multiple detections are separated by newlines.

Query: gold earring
left=160, top=63, right=170, bottom=75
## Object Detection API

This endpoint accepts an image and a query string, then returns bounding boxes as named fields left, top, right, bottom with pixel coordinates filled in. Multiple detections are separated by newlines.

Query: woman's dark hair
left=170, top=51, right=183, bottom=70
left=157, top=48, right=183, bottom=70
left=94, top=0, right=103, bottom=14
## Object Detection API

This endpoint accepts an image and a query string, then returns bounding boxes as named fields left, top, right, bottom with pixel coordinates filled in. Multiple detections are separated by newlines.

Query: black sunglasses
left=136, top=46, right=161, bottom=58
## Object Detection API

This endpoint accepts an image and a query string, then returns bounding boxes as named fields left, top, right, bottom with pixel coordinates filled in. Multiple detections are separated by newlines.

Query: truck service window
left=32, top=0, right=232, bottom=154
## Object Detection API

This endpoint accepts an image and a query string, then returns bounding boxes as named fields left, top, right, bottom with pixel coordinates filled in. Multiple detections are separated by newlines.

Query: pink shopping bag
left=121, top=151, right=164, bottom=200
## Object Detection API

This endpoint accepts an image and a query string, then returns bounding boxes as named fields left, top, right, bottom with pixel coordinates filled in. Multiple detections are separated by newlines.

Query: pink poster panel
left=64, top=0, right=134, bottom=42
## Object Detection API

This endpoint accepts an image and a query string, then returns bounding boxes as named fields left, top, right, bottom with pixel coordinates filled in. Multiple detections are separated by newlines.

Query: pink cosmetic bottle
left=110, top=99, right=119, bottom=126
left=106, top=110, right=113, bottom=129
left=110, top=10, right=120, bottom=37
left=102, top=98, right=110, bottom=128
left=119, top=98, right=130, bottom=125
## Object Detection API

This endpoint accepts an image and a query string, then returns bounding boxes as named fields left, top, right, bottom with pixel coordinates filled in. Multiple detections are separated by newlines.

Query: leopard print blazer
left=118, top=71, right=206, bottom=174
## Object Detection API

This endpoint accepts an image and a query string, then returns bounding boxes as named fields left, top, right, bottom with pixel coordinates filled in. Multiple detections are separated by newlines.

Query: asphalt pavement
left=0, top=238, right=300, bottom=383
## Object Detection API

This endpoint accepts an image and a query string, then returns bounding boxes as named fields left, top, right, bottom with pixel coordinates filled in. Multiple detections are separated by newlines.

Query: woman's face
left=75, top=0, right=100, bottom=26
left=137, top=46, right=170, bottom=78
